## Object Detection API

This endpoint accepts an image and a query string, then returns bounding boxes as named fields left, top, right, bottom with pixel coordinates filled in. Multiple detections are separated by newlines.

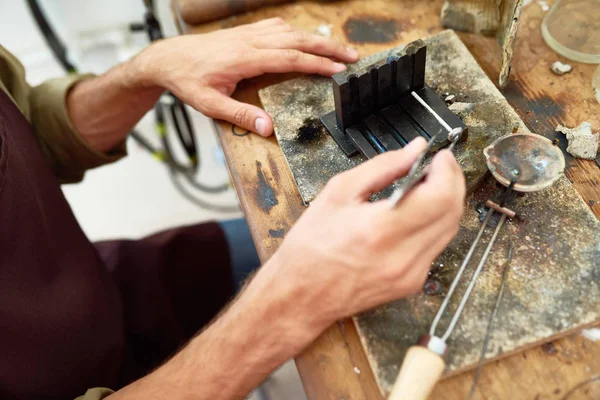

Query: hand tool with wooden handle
left=388, top=336, right=447, bottom=400
left=176, top=0, right=294, bottom=25
left=388, top=199, right=515, bottom=399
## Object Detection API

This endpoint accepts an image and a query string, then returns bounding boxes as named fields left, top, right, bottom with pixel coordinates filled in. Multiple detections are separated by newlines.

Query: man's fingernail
left=408, top=136, right=426, bottom=145
left=333, top=62, right=347, bottom=72
left=255, top=117, right=267, bottom=136
left=347, top=47, right=359, bottom=58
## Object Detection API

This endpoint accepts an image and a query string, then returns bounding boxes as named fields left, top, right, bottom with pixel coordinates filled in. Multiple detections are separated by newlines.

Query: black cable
left=27, top=0, right=235, bottom=210
left=168, top=166, right=240, bottom=213
left=169, top=98, right=197, bottom=169
left=26, top=0, right=76, bottom=73
left=130, top=130, right=159, bottom=155
left=139, top=1, right=231, bottom=197
left=160, top=103, right=230, bottom=193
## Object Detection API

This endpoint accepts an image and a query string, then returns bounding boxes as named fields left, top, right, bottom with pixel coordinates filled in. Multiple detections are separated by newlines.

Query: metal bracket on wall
left=320, top=39, right=468, bottom=159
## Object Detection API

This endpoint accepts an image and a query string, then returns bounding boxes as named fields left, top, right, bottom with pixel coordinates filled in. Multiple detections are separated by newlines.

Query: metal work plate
left=320, top=111, right=358, bottom=156
left=361, top=175, right=600, bottom=395
left=260, top=30, right=527, bottom=203
left=259, top=30, right=600, bottom=396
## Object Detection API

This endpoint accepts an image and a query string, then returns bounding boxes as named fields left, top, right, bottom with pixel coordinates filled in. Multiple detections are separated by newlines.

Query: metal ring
left=448, top=127, right=463, bottom=142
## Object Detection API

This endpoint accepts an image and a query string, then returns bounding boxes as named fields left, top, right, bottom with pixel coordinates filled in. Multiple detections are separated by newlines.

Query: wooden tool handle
left=177, top=0, right=294, bottom=25
left=388, top=346, right=446, bottom=400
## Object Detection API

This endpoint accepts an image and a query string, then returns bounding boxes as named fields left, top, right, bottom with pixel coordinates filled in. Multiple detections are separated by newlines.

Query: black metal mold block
left=328, top=39, right=427, bottom=133
left=320, top=39, right=467, bottom=159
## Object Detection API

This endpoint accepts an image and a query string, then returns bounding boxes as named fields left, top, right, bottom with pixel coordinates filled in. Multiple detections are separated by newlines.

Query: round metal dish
left=483, top=133, right=566, bottom=192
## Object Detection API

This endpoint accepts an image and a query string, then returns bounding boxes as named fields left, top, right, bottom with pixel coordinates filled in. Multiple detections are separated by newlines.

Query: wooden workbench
left=174, top=0, right=600, bottom=398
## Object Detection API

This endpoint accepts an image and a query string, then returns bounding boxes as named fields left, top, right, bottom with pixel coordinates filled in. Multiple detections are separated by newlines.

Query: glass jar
left=541, top=0, right=600, bottom=63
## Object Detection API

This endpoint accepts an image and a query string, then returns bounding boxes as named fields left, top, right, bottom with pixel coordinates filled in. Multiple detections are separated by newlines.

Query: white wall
left=0, top=0, right=241, bottom=241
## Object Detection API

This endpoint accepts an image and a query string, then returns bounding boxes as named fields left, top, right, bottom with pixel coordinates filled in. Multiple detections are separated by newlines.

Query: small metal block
left=358, top=72, right=374, bottom=120
left=407, top=40, right=427, bottom=90
left=376, top=63, right=393, bottom=109
left=347, top=126, right=379, bottom=158
left=380, top=104, right=426, bottom=144
left=332, top=74, right=353, bottom=131
left=363, top=115, right=402, bottom=151
left=395, top=54, right=413, bottom=99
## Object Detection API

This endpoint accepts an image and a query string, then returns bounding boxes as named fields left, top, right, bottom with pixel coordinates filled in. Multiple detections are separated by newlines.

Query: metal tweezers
left=388, top=127, right=462, bottom=208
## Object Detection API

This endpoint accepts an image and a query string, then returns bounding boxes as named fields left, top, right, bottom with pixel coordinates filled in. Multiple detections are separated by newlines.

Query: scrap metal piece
left=551, top=61, right=573, bottom=75
left=449, top=101, right=474, bottom=117
left=484, top=132, right=566, bottom=192
left=556, top=122, right=600, bottom=160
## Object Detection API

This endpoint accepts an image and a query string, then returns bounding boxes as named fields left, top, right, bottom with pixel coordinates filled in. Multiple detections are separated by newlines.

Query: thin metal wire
left=429, top=210, right=494, bottom=336
left=441, top=213, right=508, bottom=341
left=467, top=237, right=514, bottom=400
left=411, top=91, right=453, bottom=132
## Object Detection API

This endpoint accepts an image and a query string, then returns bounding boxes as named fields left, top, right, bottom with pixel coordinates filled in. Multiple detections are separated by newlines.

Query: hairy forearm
left=66, top=57, right=163, bottom=153
left=108, top=257, right=322, bottom=400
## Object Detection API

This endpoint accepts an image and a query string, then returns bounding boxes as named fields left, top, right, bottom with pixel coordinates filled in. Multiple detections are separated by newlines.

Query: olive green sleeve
left=74, top=388, right=114, bottom=400
left=0, top=45, right=127, bottom=183
left=29, top=75, right=128, bottom=183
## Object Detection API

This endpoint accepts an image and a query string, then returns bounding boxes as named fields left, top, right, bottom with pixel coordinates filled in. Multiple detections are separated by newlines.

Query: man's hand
left=260, top=138, right=466, bottom=333
left=107, top=139, right=465, bottom=400
left=134, top=17, right=359, bottom=136
left=67, top=18, right=356, bottom=152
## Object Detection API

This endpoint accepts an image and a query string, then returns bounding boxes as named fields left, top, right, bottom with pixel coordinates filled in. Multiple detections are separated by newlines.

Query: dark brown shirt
left=0, top=46, right=235, bottom=400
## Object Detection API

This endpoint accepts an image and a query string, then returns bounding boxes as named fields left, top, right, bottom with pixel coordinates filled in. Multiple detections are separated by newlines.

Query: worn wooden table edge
left=172, top=2, right=600, bottom=398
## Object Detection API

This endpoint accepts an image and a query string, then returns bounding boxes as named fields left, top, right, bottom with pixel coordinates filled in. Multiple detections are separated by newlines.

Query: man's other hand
left=259, top=138, right=466, bottom=336
left=133, top=18, right=358, bottom=136
left=106, top=139, right=465, bottom=400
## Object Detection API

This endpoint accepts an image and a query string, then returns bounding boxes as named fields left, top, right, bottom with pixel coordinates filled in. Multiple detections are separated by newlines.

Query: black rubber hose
left=26, top=0, right=77, bottom=73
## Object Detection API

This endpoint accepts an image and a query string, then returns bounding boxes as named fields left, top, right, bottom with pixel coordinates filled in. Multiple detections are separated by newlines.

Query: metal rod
left=429, top=210, right=494, bottom=336
left=441, top=213, right=508, bottom=341
left=411, top=91, right=452, bottom=132
left=468, top=237, right=514, bottom=400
